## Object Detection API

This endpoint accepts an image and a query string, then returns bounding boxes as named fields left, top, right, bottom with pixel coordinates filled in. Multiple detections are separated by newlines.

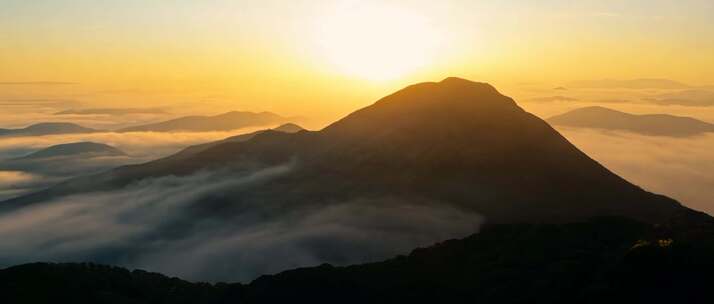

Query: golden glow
left=311, top=3, right=443, bottom=81
left=1, top=1, right=714, bottom=125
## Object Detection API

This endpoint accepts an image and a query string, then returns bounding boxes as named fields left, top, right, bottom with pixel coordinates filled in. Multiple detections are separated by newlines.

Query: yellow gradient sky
left=2, top=0, right=714, bottom=123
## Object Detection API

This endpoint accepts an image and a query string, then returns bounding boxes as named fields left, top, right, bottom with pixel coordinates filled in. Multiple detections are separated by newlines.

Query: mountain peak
left=273, top=123, right=304, bottom=133
left=2, top=77, right=700, bottom=228
left=17, top=142, right=125, bottom=160
left=439, top=77, right=499, bottom=92
left=439, top=76, right=495, bottom=88
left=324, top=77, right=518, bottom=136
left=388, top=77, right=507, bottom=107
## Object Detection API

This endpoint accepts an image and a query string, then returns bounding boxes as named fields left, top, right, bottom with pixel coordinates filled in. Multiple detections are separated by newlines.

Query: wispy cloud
left=0, top=163, right=482, bottom=282
left=558, top=128, right=714, bottom=216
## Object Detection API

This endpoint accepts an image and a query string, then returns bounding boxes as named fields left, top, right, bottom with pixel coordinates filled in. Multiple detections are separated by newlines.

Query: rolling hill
left=2, top=217, right=714, bottom=303
left=16, top=142, right=126, bottom=160
left=0, top=123, right=96, bottom=137
left=548, top=106, right=714, bottom=137
left=117, top=111, right=288, bottom=132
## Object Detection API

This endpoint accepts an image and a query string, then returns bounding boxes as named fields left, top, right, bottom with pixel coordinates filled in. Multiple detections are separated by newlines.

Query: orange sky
left=2, top=0, right=714, bottom=124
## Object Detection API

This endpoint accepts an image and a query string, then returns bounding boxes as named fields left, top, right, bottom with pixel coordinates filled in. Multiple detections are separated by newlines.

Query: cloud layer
left=558, top=128, right=714, bottom=215
left=0, top=163, right=483, bottom=282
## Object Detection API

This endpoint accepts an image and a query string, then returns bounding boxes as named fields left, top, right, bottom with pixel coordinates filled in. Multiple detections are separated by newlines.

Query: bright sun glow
left=313, top=3, right=443, bottom=81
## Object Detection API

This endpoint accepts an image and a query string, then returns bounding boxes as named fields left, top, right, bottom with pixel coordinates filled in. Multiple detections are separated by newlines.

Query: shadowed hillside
left=3, top=217, right=714, bottom=304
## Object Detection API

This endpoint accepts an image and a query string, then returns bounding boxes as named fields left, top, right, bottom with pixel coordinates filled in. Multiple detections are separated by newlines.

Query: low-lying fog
left=1, top=79, right=713, bottom=282
left=0, top=127, right=269, bottom=200
left=511, top=82, right=714, bottom=216
left=0, top=163, right=483, bottom=282
left=556, top=128, right=714, bottom=216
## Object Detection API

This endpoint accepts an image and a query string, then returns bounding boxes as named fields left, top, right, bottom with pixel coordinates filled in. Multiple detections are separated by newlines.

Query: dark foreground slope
left=2, top=78, right=703, bottom=225
left=3, top=217, right=714, bottom=304
left=548, top=106, right=714, bottom=137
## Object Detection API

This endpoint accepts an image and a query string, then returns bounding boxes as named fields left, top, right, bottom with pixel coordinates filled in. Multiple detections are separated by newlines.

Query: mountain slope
left=244, top=217, right=714, bottom=304
left=0, top=123, right=96, bottom=137
left=143, top=123, right=305, bottom=165
left=3, top=217, right=714, bottom=304
left=117, top=111, right=287, bottom=132
left=0, top=142, right=133, bottom=191
left=17, top=142, right=126, bottom=160
left=548, top=106, right=714, bottom=136
left=2, top=78, right=701, bottom=225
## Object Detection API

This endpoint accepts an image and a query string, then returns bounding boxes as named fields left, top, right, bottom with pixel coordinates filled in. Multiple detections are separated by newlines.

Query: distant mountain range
left=3, top=78, right=704, bottom=223
left=548, top=106, right=714, bottom=137
left=117, top=111, right=288, bottom=132
left=0, top=123, right=96, bottom=137
left=0, top=111, right=292, bottom=138
left=1, top=78, right=712, bottom=299
left=15, top=142, right=126, bottom=160
left=0, top=142, right=132, bottom=187
left=55, top=108, right=167, bottom=115
left=3, top=217, right=714, bottom=303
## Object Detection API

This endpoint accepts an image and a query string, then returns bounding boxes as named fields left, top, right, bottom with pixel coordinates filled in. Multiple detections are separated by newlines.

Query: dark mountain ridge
left=145, top=123, right=305, bottom=165
left=3, top=217, right=714, bottom=303
left=2, top=78, right=704, bottom=225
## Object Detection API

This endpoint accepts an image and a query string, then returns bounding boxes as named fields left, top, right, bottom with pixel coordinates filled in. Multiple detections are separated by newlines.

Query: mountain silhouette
left=0, top=142, right=130, bottom=189
left=117, top=111, right=287, bottom=132
left=16, top=142, right=126, bottom=160
left=548, top=106, right=714, bottom=137
left=2, top=78, right=703, bottom=225
left=224, top=123, right=304, bottom=142
left=3, top=217, right=714, bottom=303
left=0, top=123, right=96, bottom=137
left=153, top=123, right=305, bottom=163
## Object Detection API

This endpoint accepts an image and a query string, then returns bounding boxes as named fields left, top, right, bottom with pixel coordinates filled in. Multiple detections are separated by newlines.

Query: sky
left=2, top=0, right=714, bottom=123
